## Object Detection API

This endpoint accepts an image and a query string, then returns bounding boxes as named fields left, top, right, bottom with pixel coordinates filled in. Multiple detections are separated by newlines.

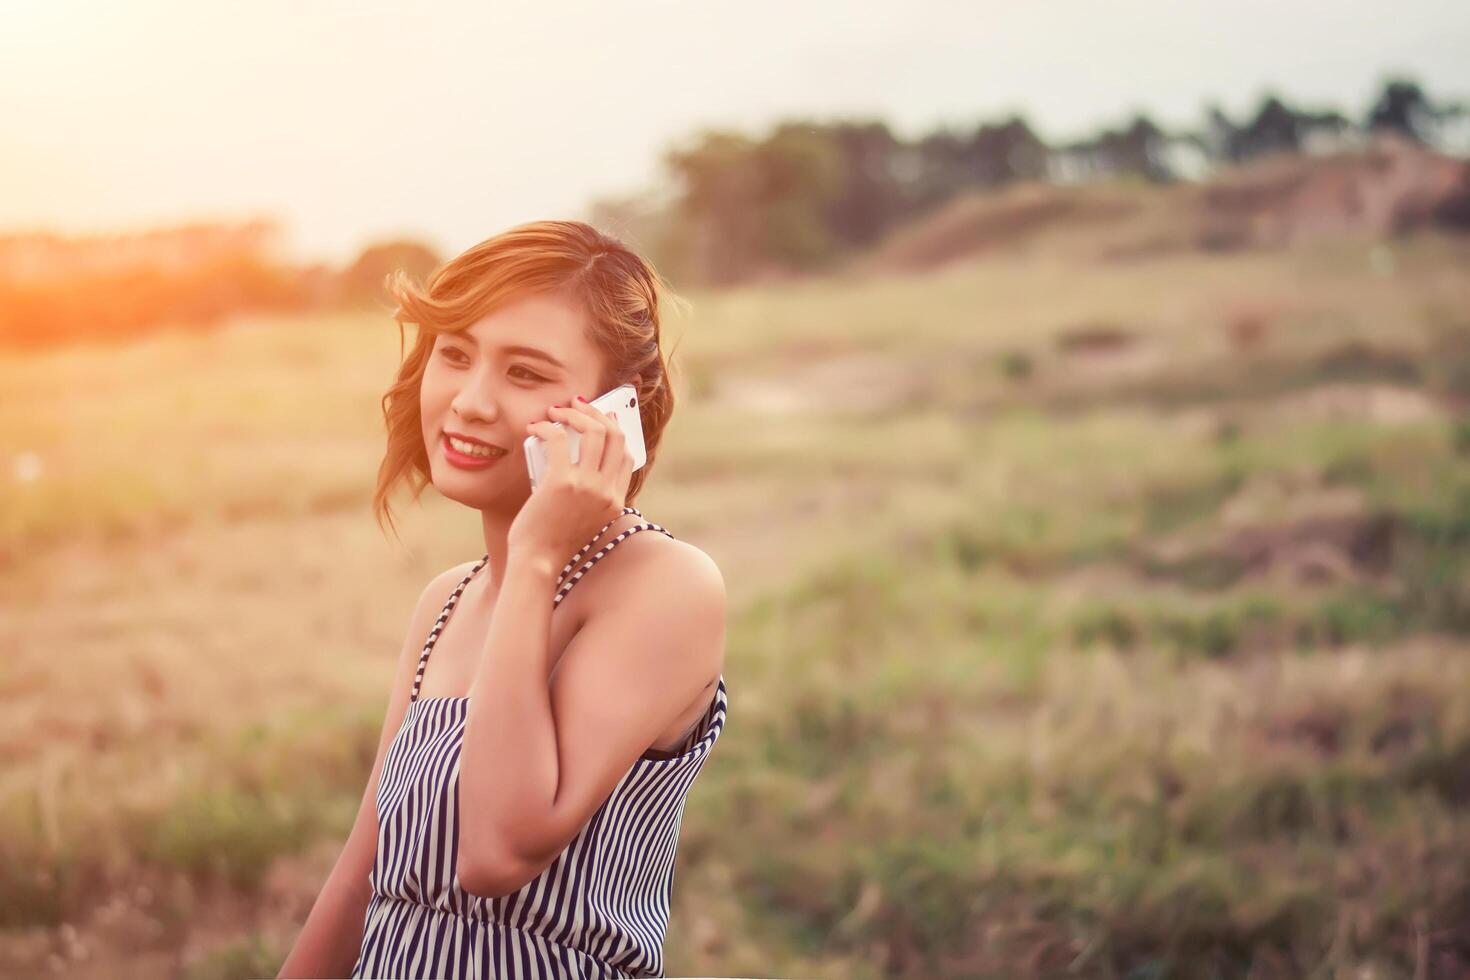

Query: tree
left=1088, top=114, right=1171, bottom=181
left=663, top=129, right=767, bottom=286
left=753, top=122, right=846, bottom=271
left=968, top=116, right=1050, bottom=186
left=1203, top=103, right=1241, bottom=164
left=822, top=120, right=909, bottom=250
left=340, top=239, right=442, bottom=309
left=1366, top=77, right=1435, bottom=143
left=1238, top=95, right=1302, bottom=159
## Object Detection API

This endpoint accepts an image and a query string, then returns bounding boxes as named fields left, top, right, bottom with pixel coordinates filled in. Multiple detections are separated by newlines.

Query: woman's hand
left=508, top=396, right=635, bottom=571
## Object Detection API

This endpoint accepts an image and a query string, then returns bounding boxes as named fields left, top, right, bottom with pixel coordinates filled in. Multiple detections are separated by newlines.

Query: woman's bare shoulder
left=412, top=559, right=484, bottom=613
left=611, top=531, right=725, bottom=605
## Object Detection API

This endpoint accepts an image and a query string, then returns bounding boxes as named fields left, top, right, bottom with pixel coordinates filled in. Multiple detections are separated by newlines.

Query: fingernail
left=576, top=395, right=587, bottom=403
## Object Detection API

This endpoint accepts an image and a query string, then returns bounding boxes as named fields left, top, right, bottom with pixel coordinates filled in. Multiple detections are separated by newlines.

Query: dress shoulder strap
left=553, top=506, right=676, bottom=606
left=407, top=507, right=675, bottom=703
left=409, top=555, right=489, bottom=703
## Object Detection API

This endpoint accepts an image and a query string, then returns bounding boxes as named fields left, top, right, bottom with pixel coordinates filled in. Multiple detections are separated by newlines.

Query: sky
left=1, top=0, right=1466, bottom=266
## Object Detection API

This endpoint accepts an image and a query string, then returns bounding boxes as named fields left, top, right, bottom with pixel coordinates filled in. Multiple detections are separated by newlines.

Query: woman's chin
left=432, top=468, right=525, bottom=510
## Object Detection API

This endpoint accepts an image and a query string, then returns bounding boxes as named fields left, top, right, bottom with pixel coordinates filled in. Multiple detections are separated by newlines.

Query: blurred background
left=3, top=2, right=1470, bottom=977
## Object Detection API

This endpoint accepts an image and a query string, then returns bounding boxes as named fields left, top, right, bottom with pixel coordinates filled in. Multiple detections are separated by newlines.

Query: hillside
left=851, top=132, right=1470, bottom=275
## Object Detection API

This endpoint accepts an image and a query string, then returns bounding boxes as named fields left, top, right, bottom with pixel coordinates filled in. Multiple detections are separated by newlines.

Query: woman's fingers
left=617, top=450, right=634, bottom=496
left=577, top=398, right=627, bottom=460
left=525, top=419, right=572, bottom=478
left=548, top=403, right=610, bottom=473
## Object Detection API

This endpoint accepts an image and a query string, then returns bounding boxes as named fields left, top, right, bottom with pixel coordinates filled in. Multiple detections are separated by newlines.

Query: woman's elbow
left=457, top=856, right=531, bottom=900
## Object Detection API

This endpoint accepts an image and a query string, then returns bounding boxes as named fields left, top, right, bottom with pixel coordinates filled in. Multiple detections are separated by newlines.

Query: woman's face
left=420, top=290, right=607, bottom=510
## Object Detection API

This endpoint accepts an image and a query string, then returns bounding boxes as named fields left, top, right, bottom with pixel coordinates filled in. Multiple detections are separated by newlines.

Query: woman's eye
left=437, top=348, right=541, bottom=382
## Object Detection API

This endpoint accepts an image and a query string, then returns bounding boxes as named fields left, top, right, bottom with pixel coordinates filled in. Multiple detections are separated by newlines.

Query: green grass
left=182, top=934, right=290, bottom=980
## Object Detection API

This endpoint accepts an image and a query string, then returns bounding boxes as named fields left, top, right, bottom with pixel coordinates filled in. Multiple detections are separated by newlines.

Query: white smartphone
left=523, top=383, right=647, bottom=490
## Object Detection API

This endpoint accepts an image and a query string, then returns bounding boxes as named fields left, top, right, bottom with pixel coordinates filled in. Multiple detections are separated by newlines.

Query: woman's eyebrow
left=450, top=335, right=566, bottom=371
left=497, top=344, right=566, bottom=370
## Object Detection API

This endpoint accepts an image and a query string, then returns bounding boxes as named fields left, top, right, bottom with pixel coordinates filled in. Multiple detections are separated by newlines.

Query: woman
left=277, top=220, right=729, bottom=979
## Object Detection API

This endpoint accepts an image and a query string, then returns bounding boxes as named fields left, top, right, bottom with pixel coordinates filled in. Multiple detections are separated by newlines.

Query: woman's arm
left=275, top=565, right=471, bottom=979
left=272, top=765, right=382, bottom=978
left=456, top=541, right=725, bottom=897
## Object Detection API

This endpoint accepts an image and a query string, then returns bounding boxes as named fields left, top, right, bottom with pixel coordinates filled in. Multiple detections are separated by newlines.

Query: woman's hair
left=371, top=219, right=688, bottom=541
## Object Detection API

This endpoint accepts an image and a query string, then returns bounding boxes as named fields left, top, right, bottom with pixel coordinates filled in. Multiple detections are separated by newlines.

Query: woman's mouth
left=442, top=433, right=509, bottom=470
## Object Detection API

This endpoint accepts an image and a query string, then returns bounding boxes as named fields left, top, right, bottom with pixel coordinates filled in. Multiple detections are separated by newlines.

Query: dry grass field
left=3, top=205, right=1470, bottom=977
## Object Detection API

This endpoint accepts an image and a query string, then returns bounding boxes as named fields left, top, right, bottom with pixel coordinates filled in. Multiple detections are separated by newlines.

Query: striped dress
left=350, top=508, right=728, bottom=979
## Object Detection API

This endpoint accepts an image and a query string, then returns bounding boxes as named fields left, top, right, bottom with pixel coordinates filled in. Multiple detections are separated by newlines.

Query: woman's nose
left=450, top=369, right=501, bottom=421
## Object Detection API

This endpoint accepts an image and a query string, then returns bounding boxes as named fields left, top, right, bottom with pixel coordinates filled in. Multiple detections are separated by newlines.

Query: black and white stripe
left=351, top=508, right=729, bottom=978
left=552, top=507, right=675, bottom=609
